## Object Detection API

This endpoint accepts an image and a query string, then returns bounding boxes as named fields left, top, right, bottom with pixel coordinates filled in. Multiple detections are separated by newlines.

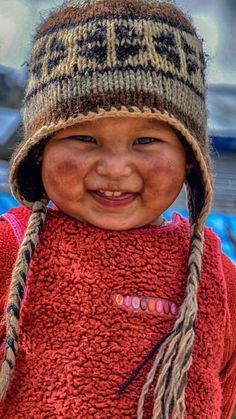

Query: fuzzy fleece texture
left=0, top=206, right=235, bottom=418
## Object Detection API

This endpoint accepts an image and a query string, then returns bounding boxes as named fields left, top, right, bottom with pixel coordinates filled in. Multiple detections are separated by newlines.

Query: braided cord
left=153, top=224, right=203, bottom=418
left=137, top=222, right=204, bottom=419
left=167, top=226, right=203, bottom=418
left=0, top=200, right=47, bottom=400
left=136, top=296, right=193, bottom=418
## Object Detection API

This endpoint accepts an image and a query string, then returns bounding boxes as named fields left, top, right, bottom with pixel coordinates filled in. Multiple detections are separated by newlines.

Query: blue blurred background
left=0, top=0, right=235, bottom=263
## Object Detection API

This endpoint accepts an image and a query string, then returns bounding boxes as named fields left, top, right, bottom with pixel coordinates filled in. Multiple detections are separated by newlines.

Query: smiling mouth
left=89, top=190, right=138, bottom=206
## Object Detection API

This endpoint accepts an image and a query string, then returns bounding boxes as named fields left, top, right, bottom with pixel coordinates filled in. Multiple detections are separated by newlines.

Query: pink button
left=163, top=302, right=170, bottom=315
left=124, top=295, right=132, bottom=307
left=140, top=297, right=148, bottom=310
left=156, top=299, right=163, bottom=314
left=132, top=296, right=140, bottom=309
left=170, top=303, right=178, bottom=316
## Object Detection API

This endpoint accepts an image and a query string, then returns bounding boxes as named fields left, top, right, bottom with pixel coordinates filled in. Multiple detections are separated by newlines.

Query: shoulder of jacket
left=0, top=205, right=31, bottom=247
left=221, top=253, right=236, bottom=320
left=2, top=205, right=31, bottom=219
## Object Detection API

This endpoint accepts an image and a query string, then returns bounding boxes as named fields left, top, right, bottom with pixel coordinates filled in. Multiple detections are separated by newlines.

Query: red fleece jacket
left=0, top=206, right=235, bottom=418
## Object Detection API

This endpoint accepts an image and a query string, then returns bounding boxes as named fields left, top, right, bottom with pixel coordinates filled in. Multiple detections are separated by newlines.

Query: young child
left=0, top=0, right=235, bottom=417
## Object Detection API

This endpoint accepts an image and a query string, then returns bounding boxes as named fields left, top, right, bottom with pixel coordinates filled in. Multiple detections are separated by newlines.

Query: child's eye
left=134, top=137, right=160, bottom=145
left=69, top=135, right=96, bottom=143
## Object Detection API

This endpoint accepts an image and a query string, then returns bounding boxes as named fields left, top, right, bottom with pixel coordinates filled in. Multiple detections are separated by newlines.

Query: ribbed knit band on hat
left=9, top=0, right=213, bottom=224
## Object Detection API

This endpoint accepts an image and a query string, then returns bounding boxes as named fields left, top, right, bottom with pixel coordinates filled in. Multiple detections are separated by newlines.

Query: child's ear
left=185, top=159, right=194, bottom=175
left=185, top=149, right=195, bottom=169
left=186, top=161, right=194, bottom=170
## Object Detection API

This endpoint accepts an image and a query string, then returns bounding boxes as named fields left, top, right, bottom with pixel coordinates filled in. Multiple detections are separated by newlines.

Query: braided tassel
left=136, top=223, right=204, bottom=419
left=0, top=200, right=47, bottom=400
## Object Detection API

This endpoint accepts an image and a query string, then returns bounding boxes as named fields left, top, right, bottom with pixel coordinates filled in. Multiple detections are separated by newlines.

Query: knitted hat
left=3, top=0, right=213, bottom=417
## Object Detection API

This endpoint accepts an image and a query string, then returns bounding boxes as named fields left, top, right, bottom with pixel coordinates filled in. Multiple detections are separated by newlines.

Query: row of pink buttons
left=114, top=294, right=179, bottom=317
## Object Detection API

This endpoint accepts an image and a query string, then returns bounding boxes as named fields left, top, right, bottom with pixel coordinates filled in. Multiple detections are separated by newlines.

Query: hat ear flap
left=10, top=136, right=49, bottom=206
left=185, top=168, right=206, bottom=225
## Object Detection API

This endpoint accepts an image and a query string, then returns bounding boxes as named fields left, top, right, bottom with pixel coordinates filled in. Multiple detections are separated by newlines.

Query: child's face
left=42, top=116, right=188, bottom=230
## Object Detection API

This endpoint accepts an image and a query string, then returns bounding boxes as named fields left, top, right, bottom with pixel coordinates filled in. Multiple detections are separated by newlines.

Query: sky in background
left=0, top=0, right=236, bottom=85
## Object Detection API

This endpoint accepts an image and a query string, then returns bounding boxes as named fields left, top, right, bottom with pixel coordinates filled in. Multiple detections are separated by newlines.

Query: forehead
left=51, top=116, right=180, bottom=142
left=69, top=116, right=173, bottom=131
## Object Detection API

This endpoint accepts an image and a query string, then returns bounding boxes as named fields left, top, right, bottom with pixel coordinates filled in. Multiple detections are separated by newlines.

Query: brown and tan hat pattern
left=9, top=0, right=213, bottom=223
left=3, top=1, right=214, bottom=417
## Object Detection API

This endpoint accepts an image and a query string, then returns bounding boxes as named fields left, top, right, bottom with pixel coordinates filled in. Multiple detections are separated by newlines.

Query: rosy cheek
left=52, top=158, right=79, bottom=178
left=145, top=156, right=180, bottom=174
left=143, top=156, right=185, bottom=185
left=42, top=152, right=83, bottom=193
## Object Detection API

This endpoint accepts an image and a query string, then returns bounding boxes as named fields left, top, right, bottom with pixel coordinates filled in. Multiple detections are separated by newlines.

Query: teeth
left=99, top=190, right=123, bottom=197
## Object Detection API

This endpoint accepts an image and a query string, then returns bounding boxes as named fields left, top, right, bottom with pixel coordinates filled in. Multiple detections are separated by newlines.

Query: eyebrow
left=143, top=118, right=166, bottom=128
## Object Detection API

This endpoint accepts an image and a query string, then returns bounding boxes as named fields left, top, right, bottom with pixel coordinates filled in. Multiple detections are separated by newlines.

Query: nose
left=95, top=151, right=133, bottom=178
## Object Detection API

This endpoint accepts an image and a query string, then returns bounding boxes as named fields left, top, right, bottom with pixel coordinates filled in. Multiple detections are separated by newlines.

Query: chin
left=94, top=222, right=132, bottom=231
left=88, top=217, right=139, bottom=231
